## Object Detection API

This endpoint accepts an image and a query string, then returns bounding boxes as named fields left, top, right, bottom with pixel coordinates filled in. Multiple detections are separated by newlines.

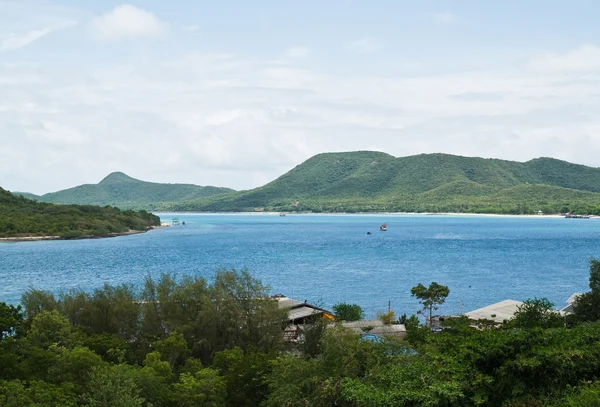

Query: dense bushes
left=2, top=266, right=600, bottom=406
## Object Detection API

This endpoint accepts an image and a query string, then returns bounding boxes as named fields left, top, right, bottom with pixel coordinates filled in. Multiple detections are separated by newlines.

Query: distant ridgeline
left=15, top=152, right=600, bottom=214
left=165, top=152, right=600, bottom=215
left=18, top=172, right=234, bottom=210
left=0, top=187, right=160, bottom=239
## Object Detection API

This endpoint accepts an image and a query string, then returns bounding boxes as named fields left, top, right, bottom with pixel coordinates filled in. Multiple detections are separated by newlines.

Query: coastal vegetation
left=166, top=151, right=600, bottom=214
left=1, top=262, right=600, bottom=406
left=20, top=172, right=233, bottom=210
left=0, top=187, right=160, bottom=239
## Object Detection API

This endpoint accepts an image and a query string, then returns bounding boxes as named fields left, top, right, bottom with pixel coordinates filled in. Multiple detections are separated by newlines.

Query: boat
left=379, top=223, right=387, bottom=231
left=279, top=213, right=287, bottom=217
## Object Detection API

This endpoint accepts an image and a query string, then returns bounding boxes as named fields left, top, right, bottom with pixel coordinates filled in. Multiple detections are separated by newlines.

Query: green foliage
left=562, top=381, right=600, bottom=407
left=172, top=369, right=226, bottom=407
left=411, top=282, right=450, bottom=325
left=4, top=267, right=600, bottom=407
left=405, top=314, right=431, bottom=345
left=0, top=304, right=23, bottom=339
left=506, top=298, right=564, bottom=329
left=0, top=187, right=160, bottom=238
left=376, top=310, right=396, bottom=325
left=84, top=364, right=145, bottom=407
left=589, top=258, right=600, bottom=291
left=574, top=258, right=600, bottom=322
left=299, top=319, right=329, bottom=359
left=164, top=152, right=600, bottom=214
left=31, top=171, right=234, bottom=210
left=212, top=347, right=276, bottom=407
left=332, top=303, right=364, bottom=321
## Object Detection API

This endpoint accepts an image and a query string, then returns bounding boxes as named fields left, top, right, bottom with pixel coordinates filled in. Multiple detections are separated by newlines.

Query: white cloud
left=91, top=4, right=167, bottom=41
left=283, top=46, right=310, bottom=59
left=528, top=44, right=600, bottom=73
left=0, top=21, right=75, bottom=51
left=349, top=37, right=381, bottom=54
left=434, top=11, right=456, bottom=24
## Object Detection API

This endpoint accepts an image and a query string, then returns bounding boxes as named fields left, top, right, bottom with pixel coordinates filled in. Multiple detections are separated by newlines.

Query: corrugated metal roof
left=277, top=297, right=305, bottom=309
left=370, top=324, right=406, bottom=335
left=465, top=300, right=523, bottom=324
left=341, top=320, right=385, bottom=329
left=288, top=306, right=322, bottom=321
left=566, top=293, right=583, bottom=304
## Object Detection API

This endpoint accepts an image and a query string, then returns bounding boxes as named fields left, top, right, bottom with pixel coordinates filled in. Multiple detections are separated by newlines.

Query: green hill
left=167, top=152, right=600, bottom=214
left=28, top=172, right=234, bottom=210
left=0, top=187, right=160, bottom=239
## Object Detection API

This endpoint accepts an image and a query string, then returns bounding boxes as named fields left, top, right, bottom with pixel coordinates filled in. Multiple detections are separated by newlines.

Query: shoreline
left=155, top=211, right=590, bottom=219
left=0, top=224, right=169, bottom=243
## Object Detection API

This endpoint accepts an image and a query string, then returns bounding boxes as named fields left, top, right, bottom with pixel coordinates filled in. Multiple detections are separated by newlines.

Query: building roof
left=276, top=297, right=305, bottom=309
left=560, top=292, right=584, bottom=315
left=465, top=300, right=523, bottom=324
left=370, top=324, right=406, bottom=335
left=274, top=296, right=334, bottom=323
left=341, top=320, right=385, bottom=329
left=340, top=320, right=406, bottom=336
left=566, top=293, right=583, bottom=304
left=288, top=305, right=323, bottom=321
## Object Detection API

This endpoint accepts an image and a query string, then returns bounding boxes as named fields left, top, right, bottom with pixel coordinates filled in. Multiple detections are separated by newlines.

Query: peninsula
left=0, top=187, right=160, bottom=241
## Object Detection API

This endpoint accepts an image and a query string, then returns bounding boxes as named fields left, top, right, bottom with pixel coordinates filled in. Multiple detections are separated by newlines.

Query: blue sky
left=1, top=1, right=600, bottom=193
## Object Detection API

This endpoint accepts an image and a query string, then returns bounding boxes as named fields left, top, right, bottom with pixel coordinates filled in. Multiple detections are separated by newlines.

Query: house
left=464, top=299, right=523, bottom=325
left=274, top=295, right=335, bottom=342
left=274, top=295, right=335, bottom=326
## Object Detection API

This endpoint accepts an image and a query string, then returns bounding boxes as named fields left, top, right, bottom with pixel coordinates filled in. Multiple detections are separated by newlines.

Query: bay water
left=1, top=213, right=598, bottom=318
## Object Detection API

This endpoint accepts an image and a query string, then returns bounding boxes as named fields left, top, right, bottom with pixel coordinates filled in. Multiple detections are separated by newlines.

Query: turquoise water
left=1, top=214, right=598, bottom=318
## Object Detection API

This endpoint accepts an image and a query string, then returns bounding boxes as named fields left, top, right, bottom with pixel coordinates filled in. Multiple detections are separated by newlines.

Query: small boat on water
left=380, top=223, right=387, bottom=231
left=279, top=213, right=287, bottom=217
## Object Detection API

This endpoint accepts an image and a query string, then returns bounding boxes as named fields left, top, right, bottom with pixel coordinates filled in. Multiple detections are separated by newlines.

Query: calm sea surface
left=1, top=214, right=599, bottom=318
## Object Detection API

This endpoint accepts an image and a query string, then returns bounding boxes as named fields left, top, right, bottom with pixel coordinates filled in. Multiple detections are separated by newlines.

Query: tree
left=410, top=282, right=450, bottom=326
left=26, top=310, right=78, bottom=350
left=573, top=258, right=600, bottom=322
left=588, top=258, right=600, bottom=291
left=507, top=297, right=564, bottom=329
left=172, top=369, right=226, bottom=407
left=332, top=303, right=364, bottom=321
left=84, top=364, right=145, bottom=407
left=0, top=303, right=23, bottom=339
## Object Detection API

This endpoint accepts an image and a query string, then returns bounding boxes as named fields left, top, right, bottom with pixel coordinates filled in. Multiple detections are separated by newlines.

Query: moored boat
left=380, top=223, right=387, bottom=231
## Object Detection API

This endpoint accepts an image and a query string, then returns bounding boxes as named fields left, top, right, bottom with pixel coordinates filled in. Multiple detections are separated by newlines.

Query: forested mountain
left=23, top=172, right=233, bottom=210
left=0, top=187, right=160, bottom=239
left=168, top=152, right=600, bottom=214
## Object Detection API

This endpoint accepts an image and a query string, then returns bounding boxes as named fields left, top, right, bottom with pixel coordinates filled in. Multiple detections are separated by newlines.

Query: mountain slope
left=167, top=152, right=600, bottom=214
left=0, top=187, right=160, bottom=239
left=31, top=172, right=234, bottom=210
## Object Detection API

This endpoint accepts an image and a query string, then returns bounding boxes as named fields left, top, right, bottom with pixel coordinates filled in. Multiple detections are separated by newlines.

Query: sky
left=1, top=1, right=600, bottom=194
